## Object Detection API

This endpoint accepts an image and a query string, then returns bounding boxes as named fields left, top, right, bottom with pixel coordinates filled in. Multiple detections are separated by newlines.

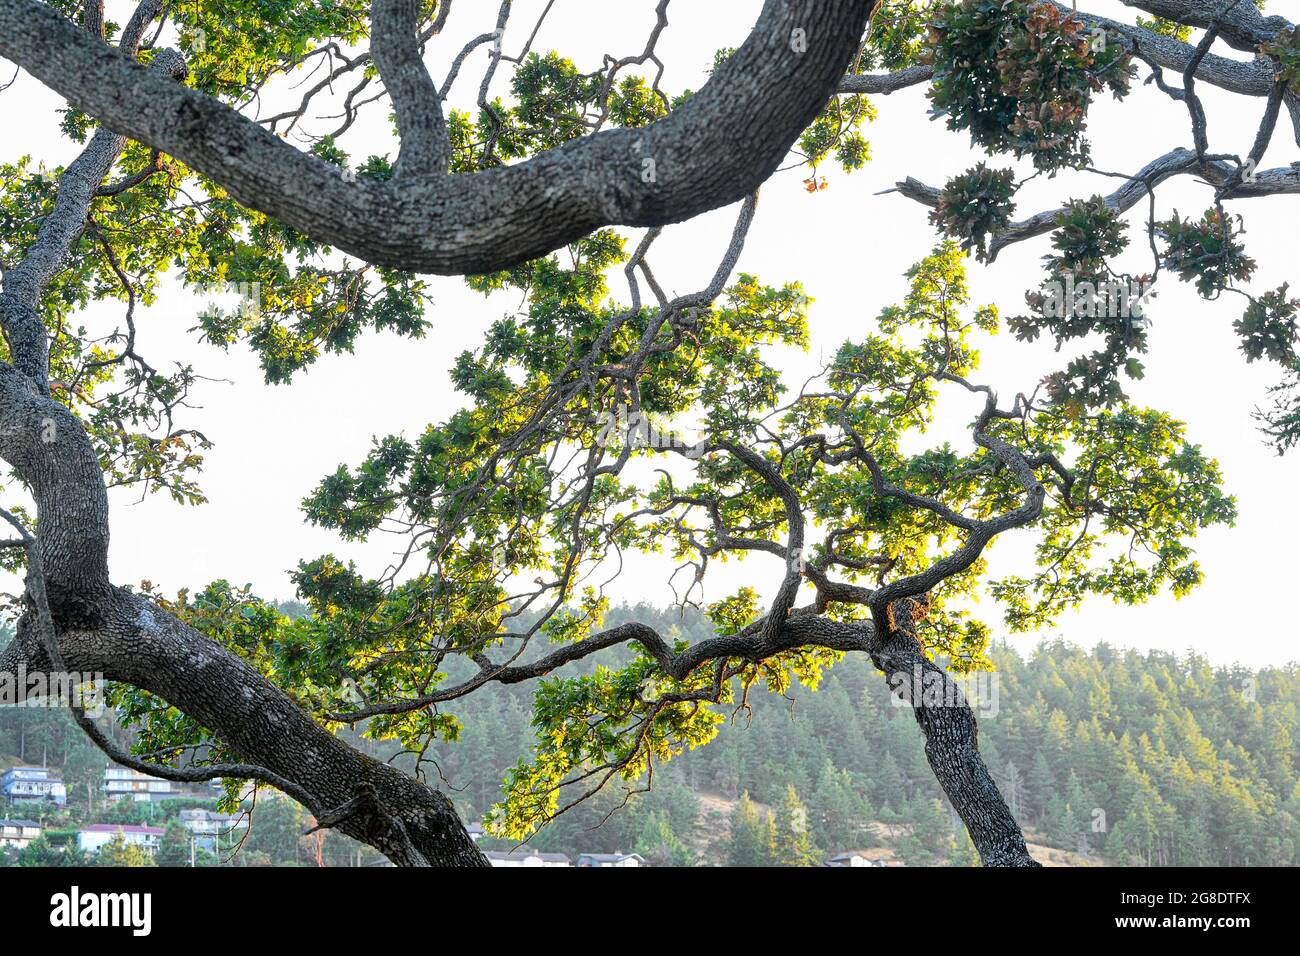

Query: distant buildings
left=1, top=761, right=218, bottom=809
left=101, top=765, right=222, bottom=803
left=376, top=841, right=643, bottom=867
left=484, top=848, right=573, bottom=867
left=576, top=852, right=645, bottom=867
left=0, top=766, right=67, bottom=806
left=178, top=809, right=247, bottom=851
left=77, top=823, right=165, bottom=855
left=825, top=850, right=904, bottom=867
left=103, top=766, right=180, bottom=803
left=0, top=818, right=42, bottom=849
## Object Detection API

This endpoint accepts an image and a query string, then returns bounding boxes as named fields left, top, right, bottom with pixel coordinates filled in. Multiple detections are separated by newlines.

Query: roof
left=179, top=809, right=241, bottom=821
left=79, top=824, right=165, bottom=835
left=829, top=847, right=895, bottom=862
left=577, top=852, right=645, bottom=863
left=484, top=849, right=571, bottom=863
left=0, top=819, right=42, bottom=829
left=1, top=766, right=61, bottom=777
left=104, top=766, right=167, bottom=780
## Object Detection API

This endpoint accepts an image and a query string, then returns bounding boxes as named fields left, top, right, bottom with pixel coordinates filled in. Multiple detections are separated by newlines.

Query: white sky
left=3, top=1, right=1297, bottom=666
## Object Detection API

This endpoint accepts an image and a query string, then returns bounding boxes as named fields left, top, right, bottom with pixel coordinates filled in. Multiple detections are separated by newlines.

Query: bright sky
left=2, top=1, right=1297, bottom=667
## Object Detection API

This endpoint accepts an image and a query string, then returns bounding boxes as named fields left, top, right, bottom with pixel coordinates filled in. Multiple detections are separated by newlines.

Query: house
left=1, top=766, right=67, bottom=806
left=101, top=766, right=219, bottom=802
left=576, top=852, right=645, bottom=867
left=0, top=818, right=42, bottom=849
left=77, top=823, right=165, bottom=855
left=825, top=849, right=904, bottom=867
left=465, top=822, right=485, bottom=842
left=484, top=848, right=571, bottom=867
left=178, top=809, right=247, bottom=851
left=103, top=766, right=180, bottom=802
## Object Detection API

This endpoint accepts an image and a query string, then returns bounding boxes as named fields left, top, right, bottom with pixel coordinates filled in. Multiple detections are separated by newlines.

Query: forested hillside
left=4, top=606, right=1297, bottom=866
left=421, top=605, right=1300, bottom=866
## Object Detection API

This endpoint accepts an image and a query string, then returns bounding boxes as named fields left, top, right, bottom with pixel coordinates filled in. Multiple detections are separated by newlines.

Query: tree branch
left=893, top=149, right=1300, bottom=262
left=838, top=63, right=934, bottom=95
left=370, top=0, right=450, bottom=178
left=0, top=0, right=874, bottom=274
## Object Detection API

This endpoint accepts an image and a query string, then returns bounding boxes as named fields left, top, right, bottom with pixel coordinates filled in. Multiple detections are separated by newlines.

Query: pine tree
left=809, top=759, right=865, bottom=851
left=244, top=793, right=309, bottom=864
left=96, top=833, right=156, bottom=868
left=635, top=811, right=694, bottom=867
left=726, top=792, right=772, bottom=867
left=770, top=785, right=819, bottom=867
left=157, top=820, right=193, bottom=868
left=17, top=835, right=60, bottom=867
left=947, top=830, right=982, bottom=867
left=897, top=797, right=955, bottom=866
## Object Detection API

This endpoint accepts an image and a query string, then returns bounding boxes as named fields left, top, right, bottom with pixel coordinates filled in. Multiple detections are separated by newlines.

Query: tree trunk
left=1, top=591, right=487, bottom=866
left=870, top=633, right=1039, bottom=867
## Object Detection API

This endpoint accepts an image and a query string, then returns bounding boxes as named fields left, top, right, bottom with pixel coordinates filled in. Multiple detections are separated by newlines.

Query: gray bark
left=869, top=631, right=1038, bottom=867
left=0, top=0, right=875, bottom=273
left=414, top=605, right=1040, bottom=867
left=0, top=3, right=490, bottom=866
left=1120, top=0, right=1288, bottom=52
left=0, top=0, right=1041, bottom=868
left=0, top=591, right=486, bottom=866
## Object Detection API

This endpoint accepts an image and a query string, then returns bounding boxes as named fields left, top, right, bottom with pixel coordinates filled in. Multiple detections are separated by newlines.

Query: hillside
left=425, top=604, right=1300, bottom=866
left=5, top=603, right=1297, bottom=866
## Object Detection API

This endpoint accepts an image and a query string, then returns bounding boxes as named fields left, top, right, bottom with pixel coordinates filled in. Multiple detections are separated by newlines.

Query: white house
left=825, top=851, right=903, bottom=867
left=484, top=848, right=572, bottom=867
left=77, top=823, right=165, bottom=855
left=0, top=766, right=67, bottom=806
left=178, top=809, right=247, bottom=851
left=0, top=818, right=42, bottom=849
left=103, top=766, right=178, bottom=802
left=576, top=852, right=645, bottom=867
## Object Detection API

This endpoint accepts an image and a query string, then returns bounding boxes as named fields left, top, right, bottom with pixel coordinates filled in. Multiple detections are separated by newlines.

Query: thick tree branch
left=0, top=0, right=874, bottom=274
left=0, top=1, right=492, bottom=867
left=1120, top=0, right=1285, bottom=52
left=0, top=6, right=179, bottom=392
left=370, top=0, right=450, bottom=178
left=0, top=12, right=183, bottom=609
left=0, top=507, right=322, bottom=813
left=1059, top=1, right=1280, bottom=96
left=868, top=627, right=1037, bottom=866
left=0, top=587, right=485, bottom=866
left=477, top=604, right=1036, bottom=866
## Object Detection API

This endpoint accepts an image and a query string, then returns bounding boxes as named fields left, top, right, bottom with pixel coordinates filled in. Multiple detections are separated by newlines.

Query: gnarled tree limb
left=0, top=0, right=875, bottom=273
